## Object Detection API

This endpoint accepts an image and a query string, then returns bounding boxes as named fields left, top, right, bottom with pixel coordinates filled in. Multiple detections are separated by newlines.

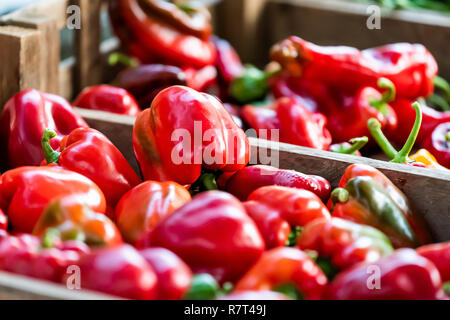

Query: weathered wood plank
left=0, top=26, right=41, bottom=108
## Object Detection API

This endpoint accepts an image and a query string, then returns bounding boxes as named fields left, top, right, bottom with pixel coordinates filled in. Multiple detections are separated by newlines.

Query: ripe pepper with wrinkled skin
left=417, top=242, right=450, bottom=283
left=133, top=86, right=250, bottom=185
left=423, top=122, right=450, bottom=168
left=390, top=98, right=450, bottom=146
left=241, top=97, right=332, bottom=150
left=327, top=248, right=442, bottom=300
left=327, top=78, right=398, bottom=143
left=0, top=233, right=89, bottom=283
left=110, top=0, right=216, bottom=68
left=298, top=218, right=394, bottom=275
left=234, top=247, right=328, bottom=300
left=244, top=186, right=331, bottom=248
left=331, top=176, right=425, bottom=248
left=0, top=210, right=6, bottom=231
left=41, top=128, right=141, bottom=215
left=225, top=165, right=331, bottom=202
left=73, top=85, right=140, bottom=116
left=332, top=163, right=432, bottom=246
left=33, top=197, right=122, bottom=248
left=139, top=247, right=192, bottom=300
left=368, top=102, right=447, bottom=169
left=112, top=62, right=187, bottom=109
left=77, top=244, right=158, bottom=300
left=0, top=166, right=106, bottom=233
left=0, top=89, right=88, bottom=170
left=270, top=36, right=438, bottom=99
left=137, top=191, right=265, bottom=283
left=115, top=180, right=191, bottom=244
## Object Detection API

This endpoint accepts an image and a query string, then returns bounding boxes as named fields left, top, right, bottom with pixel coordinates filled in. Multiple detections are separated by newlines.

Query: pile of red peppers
left=0, top=0, right=449, bottom=301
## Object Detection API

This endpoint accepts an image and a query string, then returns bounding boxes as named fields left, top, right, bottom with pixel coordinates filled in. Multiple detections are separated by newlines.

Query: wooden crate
left=0, top=0, right=449, bottom=300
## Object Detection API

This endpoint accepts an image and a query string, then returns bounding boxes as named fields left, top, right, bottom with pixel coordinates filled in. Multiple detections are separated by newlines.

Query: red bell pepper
left=111, top=0, right=216, bottom=68
left=331, top=163, right=432, bottom=247
left=41, top=128, right=141, bottom=215
left=213, top=36, right=244, bottom=84
left=73, top=85, right=140, bottom=116
left=77, top=244, right=158, bottom=299
left=133, top=86, right=250, bottom=185
left=0, top=233, right=89, bottom=283
left=368, top=101, right=446, bottom=169
left=137, top=191, right=265, bottom=283
left=225, top=165, right=331, bottom=202
left=0, top=89, right=88, bottom=169
left=241, top=97, right=332, bottom=150
left=111, top=60, right=187, bottom=109
left=391, top=98, right=450, bottom=146
left=115, top=180, right=191, bottom=244
left=33, top=197, right=122, bottom=248
left=182, top=65, right=217, bottom=92
left=327, top=78, right=398, bottom=143
left=423, top=122, right=450, bottom=168
left=298, top=218, right=393, bottom=276
left=0, top=209, right=6, bottom=231
left=270, top=36, right=438, bottom=99
left=327, top=248, right=442, bottom=300
left=139, top=247, right=192, bottom=300
left=244, top=185, right=331, bottom=248
left=0, top=166, right=106, bottom=233
left=417, top=242, right=450, bottom=283
left=234, top=247, right=328, bottom=300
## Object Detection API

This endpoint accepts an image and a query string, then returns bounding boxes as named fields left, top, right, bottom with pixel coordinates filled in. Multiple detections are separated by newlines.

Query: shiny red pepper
left=139, top=247, right=192, bottom=300
left=213, top=36, right=244, bottom=84
left=41, top=128, right=141, bottom=215
left=423, top=122, right=450, bottom=168
left=298, top=218, right=394, bottom=276
left=327, top=78, right=398, bottom=143
left=327, top=248, right=442, bottom=300
left=234, top=247, right=328, bottom=300
left=331, top=163, right=432, bottom=247
left=111, top=0, right=216, bottom=68
left=0, top=166, right=106, bottom=233
left=270, top=36, right=438, bottom=99
left=0, top=89, right=88, bottom=169
left=138, top=191, right=265, bottom=283
left=0, top=209, right=6, bottom=231
left=0, top=233, right=89, bottom=283
left=417, top=242, right=450, bottom=283
left=77, top=244, right=158, bottom=299
left=241, top=97, right=332, bottom=150
left=115, top=180, right=191, bottom=244
left=73, top=85, right=140, bottom=116
left=182, top=65, right=217, bottom=92
left=225, top=165, right=331, bottom=202
left=244, top=186, right=331, bottom=248
left=133, top=86, right=250, bottom=185
left=391, top=98, right=450, bottom=146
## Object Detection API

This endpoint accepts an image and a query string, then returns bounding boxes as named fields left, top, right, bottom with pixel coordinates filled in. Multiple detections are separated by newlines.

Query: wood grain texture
left=8, top=15, right=60, bottom=94
left=0, top=26, right=41, bottom=109
left=75, top=108, right=450, bottom=242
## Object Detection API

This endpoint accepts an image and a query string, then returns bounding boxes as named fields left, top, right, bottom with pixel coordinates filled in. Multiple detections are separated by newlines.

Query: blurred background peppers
left=0, top=89, right=88, bottom=170
left=0, top=166, right=106, bottom=233
left=133, top=86, right=249, bottom=185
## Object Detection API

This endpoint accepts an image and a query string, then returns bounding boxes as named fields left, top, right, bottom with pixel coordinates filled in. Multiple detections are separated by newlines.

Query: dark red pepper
left=417, top=242, right=450, bottom=283
left=213, top=36, right=244, bottom=84
left=423, top=122, right=450, bottom=168
left=225, top=165, right=331, bottom=202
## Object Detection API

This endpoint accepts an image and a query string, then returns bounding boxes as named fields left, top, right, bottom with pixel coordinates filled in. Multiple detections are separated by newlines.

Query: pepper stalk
left=369, top=77, right=396, bottom=116
left=41, top=129, right=61, bottom=164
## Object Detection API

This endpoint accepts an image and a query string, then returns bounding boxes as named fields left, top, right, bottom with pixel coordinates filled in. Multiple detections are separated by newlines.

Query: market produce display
left=0, top=0, right=449, bottom=301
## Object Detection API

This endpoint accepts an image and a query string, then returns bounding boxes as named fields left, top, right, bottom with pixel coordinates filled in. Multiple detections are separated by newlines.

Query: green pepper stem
left=391, top=102, right=422, bottom=164
left=446, top=132, right=450, bottom=142
left=433, top=76, right=450, bottom=102
left=184, top=273, right=220, bottom=300
left=41, top=129, right=60, bottom=164
left=443, top=281, right=450, bottom=296
left=330, top=188, right=349, bottom=205
left=108, top=52, right=140, bottom=68
left=367, top=118, right=398, bottom=159
left=200, top=173, right=218, bottom=191
left=341, top=137, right=369, bottom=154
left=41, top=228, right=61, bottom=248
left=370, top=78, right=396, bottom=114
